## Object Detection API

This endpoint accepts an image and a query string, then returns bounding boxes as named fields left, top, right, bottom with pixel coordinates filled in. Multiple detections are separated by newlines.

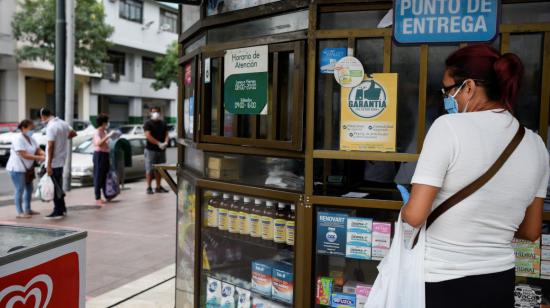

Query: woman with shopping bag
left=92, top=113, right=114, bottom=206
left=367, top=44, right=549, bottom=308
left=6, top=120, right=45, bottom=218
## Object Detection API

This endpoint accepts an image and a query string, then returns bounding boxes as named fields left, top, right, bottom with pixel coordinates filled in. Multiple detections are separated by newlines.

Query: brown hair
left=17, top=119, right=34, bottom=130
left=445, top=44, right=524, bottom=110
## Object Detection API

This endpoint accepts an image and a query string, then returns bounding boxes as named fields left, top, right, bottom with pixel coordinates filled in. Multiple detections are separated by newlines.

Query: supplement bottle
left=286, top=204, right=296, bottom=247
left=249, top=199, right=263, bottom=241
left=261, top=201, right=275, bottom=242
left=207, top=192, right=220, bottom=229
left=218, top=193, right=231, bottom=232
left=239, top=197, right=252, bottom=238
left=273, top=202, right=288, bottom=247
left=228, top=195, right=242, bottom=235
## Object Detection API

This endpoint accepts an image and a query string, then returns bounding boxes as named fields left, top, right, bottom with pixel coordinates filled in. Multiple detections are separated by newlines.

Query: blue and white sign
left=320, top=48, right=347, bottom=74
left=316, top=211, right=348, bottom=256
left=394, top=0, right=499, bottom=44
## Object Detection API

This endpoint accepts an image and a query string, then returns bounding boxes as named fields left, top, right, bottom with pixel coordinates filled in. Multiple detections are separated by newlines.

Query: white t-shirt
left=6, top=134, right=38, bottom=173
left=412, top=110, right=550, bottom=283
left=46, top=117, right=70, bottom=168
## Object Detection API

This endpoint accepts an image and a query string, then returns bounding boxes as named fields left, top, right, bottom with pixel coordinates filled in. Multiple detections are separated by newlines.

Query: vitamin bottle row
left=206, top=192, right=295, bottom=247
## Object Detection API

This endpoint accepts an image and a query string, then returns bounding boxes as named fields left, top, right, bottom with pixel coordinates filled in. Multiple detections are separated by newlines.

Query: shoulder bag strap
left=412, top=125, right=525, bottom=246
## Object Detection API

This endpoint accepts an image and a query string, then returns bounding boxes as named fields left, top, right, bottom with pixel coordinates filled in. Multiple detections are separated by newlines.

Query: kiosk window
left=201, top=41, right=305, bottom=151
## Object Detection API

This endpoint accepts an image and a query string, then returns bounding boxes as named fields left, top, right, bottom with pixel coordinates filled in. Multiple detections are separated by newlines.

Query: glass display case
left=199, top=188, right=297, bottom=307
left=176, top=1, right=550, bottom=307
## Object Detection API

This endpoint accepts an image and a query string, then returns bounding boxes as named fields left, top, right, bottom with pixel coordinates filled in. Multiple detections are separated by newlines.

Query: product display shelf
left=203, top=227, right=294, bottom=252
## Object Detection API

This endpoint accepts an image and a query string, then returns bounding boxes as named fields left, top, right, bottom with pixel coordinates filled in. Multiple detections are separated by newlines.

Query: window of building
left=106, top=50, right=125, bottom=77
left=160, top=9, right=177, bottom=33
left=120, top=0, right=143, bottom=23
left=142, top=56, right=156, bottom=79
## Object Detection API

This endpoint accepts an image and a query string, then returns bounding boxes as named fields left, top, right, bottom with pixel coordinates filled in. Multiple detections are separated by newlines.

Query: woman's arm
left=17, top=150, right=43, bottom=161
left=515, top=197, right=543, bottom=242
left=402, top=184, right=440, bottom=228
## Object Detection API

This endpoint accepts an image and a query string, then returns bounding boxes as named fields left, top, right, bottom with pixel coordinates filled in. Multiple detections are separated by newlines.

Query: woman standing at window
left=93, top=114, right=113, bottom=206
left=402, top=44, right=549, bottom=307
left=6, top=120, right=44, bottom=218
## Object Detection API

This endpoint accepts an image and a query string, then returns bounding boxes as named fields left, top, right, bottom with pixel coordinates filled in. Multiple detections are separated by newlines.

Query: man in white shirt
left=40, top=108, right=77, bottom=219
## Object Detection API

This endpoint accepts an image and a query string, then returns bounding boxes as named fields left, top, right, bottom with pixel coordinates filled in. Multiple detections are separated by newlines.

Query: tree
left=12, top=0, right=114, bottom=74
left=152, top=41, right=178, bottom=90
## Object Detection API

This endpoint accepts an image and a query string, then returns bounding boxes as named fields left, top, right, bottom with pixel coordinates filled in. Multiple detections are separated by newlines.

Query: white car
left=33, top=120, right=95, bottom=150
left=117, top=125, right=144, bottom=136
left=71, top=136, right=146, bottom=187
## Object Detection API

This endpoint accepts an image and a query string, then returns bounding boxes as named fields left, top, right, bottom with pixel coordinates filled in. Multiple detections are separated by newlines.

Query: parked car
left=167, top=124, right=177, bottom=147
left=117, top=124, right=144, bottom=136
left=33, top=120, right=95, bottom=150
left=70, top=136, right=146, bottom=187
left=0, top=123, right=18, bottom=134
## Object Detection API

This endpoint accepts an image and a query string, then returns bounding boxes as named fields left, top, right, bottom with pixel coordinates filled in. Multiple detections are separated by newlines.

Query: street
left=0, top=147, right=177, bottom=198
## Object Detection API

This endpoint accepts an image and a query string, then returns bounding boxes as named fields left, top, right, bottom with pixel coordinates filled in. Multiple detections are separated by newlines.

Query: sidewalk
left=0, top=179, right=176, bottom=299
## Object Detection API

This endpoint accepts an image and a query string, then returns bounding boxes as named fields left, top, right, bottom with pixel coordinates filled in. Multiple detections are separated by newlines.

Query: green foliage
left=152, top=41, right=178, bottom=90
left=12, top=0, right=114, bottom=74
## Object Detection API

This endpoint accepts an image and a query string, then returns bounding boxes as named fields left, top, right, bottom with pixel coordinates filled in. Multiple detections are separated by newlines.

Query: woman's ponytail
left=446, top=44, right=525, bottom=110
left=494, top=53, right=524, bottom=109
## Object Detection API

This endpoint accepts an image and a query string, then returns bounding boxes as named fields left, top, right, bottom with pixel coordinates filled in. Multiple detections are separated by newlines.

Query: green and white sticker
left=224, top=45, right=268, bottom=115
left=334, top=56, right=365, bottom=88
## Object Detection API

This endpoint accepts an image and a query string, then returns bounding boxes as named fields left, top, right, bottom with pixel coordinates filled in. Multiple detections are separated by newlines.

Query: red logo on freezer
left=0, top=252, right=79, bottom=308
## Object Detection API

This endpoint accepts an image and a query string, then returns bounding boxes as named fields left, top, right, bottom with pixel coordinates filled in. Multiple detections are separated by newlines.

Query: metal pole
left=55, top=0, right=66, bottom=118
left=63, top=0, right=75, bottom=192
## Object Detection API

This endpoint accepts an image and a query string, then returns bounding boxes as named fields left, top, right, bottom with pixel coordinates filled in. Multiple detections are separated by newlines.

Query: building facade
left=0, top=0, right=178, bottom=125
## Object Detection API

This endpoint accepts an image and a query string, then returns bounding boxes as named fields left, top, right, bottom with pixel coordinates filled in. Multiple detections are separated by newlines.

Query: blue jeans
left=9, top=171, right=33, bottom=214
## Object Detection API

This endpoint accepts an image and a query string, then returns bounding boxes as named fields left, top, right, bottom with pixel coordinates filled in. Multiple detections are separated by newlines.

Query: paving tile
left=0, top=180, right=176, bottom=298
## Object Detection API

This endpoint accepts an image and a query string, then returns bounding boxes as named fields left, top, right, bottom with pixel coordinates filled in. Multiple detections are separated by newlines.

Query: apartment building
left=0, top=0, right=178, bottom=125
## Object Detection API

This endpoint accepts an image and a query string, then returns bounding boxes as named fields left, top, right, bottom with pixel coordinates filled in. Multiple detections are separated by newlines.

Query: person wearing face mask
left=40, top=108, right=77, bottom=219
left=400, top=45, right=549, bottom=307
left=92, top=113, right=114, bottom=206
left=143, top=107, right=170, bottom=194
left=6, top=120, right=45, bottom=218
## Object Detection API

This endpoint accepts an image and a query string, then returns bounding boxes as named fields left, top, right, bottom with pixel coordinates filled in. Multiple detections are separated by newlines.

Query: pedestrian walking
left=143, top=107, right=169, bottom=195
left=40, top=108, right=77, bottom=219
left=93, top=113, right=114, bottom=206
left=6, top=120, right=45, bottom=218
left=399, top=44, right=550, bottom=307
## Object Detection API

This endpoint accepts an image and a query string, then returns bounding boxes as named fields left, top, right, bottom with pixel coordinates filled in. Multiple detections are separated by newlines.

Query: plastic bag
left=365, top=212, right=425, bottom=308
left=103, top=170, right=120, bottom=200
left=35, top=175, right=55, bottom=202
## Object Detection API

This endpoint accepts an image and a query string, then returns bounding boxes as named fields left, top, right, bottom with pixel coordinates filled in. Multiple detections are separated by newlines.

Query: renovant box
left=236, top=287, right=251, bottom=308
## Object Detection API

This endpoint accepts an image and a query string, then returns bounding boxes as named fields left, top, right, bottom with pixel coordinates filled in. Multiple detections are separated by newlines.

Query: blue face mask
left=25, top=131, right=34, bottom=138
left=443, top=82, right=466, bottom=114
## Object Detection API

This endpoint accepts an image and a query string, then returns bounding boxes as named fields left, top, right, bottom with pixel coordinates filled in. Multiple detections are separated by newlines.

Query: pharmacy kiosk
left=173, top=1, right=550, bottom=307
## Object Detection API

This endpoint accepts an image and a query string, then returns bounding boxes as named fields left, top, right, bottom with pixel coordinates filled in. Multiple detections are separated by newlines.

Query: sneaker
left=146, top=187, right=154, bottom=195
left=155, top=186, right=169, bottom=193
left=16, top=214, right=31, bottom=219
left=44, top=212, right=64, bottom=220
left=28, top=210, right=40, bottom=215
